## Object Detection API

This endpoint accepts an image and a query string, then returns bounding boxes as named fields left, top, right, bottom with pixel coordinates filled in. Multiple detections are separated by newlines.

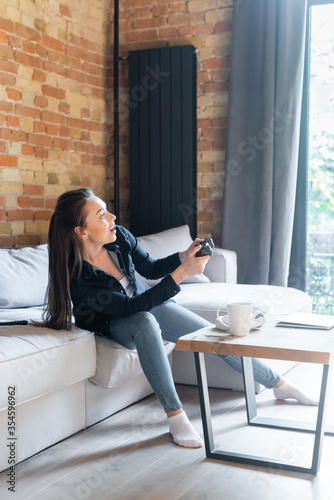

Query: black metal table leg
left=194, top=352, right=215, bottom=455
left=194, top=352, right=333, bottom=474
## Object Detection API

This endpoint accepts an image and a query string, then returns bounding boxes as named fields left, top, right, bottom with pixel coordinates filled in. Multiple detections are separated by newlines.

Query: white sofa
left=0, top=225, right=312, bottom=472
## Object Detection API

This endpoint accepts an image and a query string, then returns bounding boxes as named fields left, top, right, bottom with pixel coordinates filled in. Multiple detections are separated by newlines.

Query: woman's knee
left=132, top=311, right=161, bottom=339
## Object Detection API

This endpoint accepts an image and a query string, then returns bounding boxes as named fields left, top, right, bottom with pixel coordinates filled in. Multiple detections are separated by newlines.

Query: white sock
left=273, top=380, right=319, bottom=406
left=168, top=410, right=204, bottom=448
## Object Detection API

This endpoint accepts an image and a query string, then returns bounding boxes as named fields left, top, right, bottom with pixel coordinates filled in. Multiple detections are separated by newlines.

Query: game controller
left=195, top=238, right=215, bottom=257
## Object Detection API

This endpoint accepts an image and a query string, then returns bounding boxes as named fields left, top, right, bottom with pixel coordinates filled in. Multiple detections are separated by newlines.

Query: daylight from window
left=306, top=3, right=334, bottom=314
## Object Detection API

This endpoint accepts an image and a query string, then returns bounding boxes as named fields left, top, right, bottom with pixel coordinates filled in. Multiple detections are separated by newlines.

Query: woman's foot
left=168, top=410, right=204, bottom=448
left=273, top=380, right=319, bottom=406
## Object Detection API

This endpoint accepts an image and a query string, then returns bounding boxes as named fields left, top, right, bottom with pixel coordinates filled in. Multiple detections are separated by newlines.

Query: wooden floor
left=1, top=362, right=334, bottom=500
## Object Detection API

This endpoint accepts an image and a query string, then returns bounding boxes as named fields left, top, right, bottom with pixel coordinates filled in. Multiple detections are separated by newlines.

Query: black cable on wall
left=113, top=0, right=120, bottom=221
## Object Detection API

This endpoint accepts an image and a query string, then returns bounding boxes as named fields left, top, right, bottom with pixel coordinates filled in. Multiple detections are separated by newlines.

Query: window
left=306, top=1, right=334, bottom=314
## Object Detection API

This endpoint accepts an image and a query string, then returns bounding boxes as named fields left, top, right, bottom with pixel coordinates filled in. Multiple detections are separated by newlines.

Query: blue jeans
left=108, top=301, right=281, bottom=414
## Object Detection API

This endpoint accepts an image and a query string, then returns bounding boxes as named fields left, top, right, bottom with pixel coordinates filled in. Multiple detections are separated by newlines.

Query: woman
left=42, top=188, right=317, bottom=449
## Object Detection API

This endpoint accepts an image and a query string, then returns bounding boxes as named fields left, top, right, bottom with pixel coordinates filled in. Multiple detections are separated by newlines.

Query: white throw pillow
left=0, top=244, right=49, bottom=308
left=136, top=225, right=210, bottom=286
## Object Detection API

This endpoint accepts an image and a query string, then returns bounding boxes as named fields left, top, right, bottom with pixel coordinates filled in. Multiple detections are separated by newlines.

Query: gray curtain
left=221, top=0, right=308, bottom=286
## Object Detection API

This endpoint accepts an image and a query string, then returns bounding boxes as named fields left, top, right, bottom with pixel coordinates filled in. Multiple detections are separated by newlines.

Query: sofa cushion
left=175, top=282, right=313, bottom=322
left=0, top=244, right=48, bottom=308
left=0, top=306, right=96, bottom=410
left=89, top=335, right=175, bottom=388
left=136, top=225, right=210, bottom=286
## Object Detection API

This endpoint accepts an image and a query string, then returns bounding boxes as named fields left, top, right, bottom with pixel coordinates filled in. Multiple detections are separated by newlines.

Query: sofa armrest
left=204, top=248, right=237, bottom=284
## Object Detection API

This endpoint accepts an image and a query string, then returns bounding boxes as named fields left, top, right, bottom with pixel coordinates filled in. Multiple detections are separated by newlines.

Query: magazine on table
left=276, top=312, right=334, bottom=330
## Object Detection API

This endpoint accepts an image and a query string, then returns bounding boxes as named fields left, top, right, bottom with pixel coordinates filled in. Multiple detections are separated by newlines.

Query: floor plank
left=1, top=363, right=334, bottom=500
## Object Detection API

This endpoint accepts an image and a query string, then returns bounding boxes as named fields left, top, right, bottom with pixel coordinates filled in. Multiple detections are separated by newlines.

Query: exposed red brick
left=41, top=110, right=66, bottom=125
left=23, top=185, right=44, bottom=195
left=198, top=118, right=212, bottom=129
left=212, top=117, right=227, bottom=128
left=197, top=140, right=212, bottom=151
left=0, top=44, right=14, bottom=59
left=0, top=18, right=14, bottom=34
left=81, top=154, right=91, bottom=164
left=14, top=50, right=42, bottom=69
left=34, top=210, right=52, bottom=220
left=6, top=88, right=21, bottom=101
left=0, top=31, right=8, bottom=44
left=42, top=34, right=65, bottom=53
left=46, top=124, right=58, bottom=135
left=66, top=117, right=88, bottom=129
left=0, top=71, right=16, bottom=86
left=27, top=133, right=52, bottom=147
left=198, top=211, right=212, bottom=222
left=80, top=131, right=90, bottom=141
left=35, top=44, right=47, bottom=59
left=58, top=126, right=70, bottom=137
left=42, top=84, right=66, bottom=100
left=60, top=4, right=71, bottom=17
left=22, top=144, right=35, bottom=156
left=81, top=108, right=90, bottom=119
left=169, top=2, right=187, bottom=13
left=65, top=68, right=86, bottom=83
left=205, top=81, right=229, bottom=93
left=87, top=75, right=104, bottom=88
left=0, top=155, right=17, bottom=166
left=1, top=129, right=27, bottom=142
left=34, top=95, right=48, bottom=108
left=34, top=121, right=46, bottom=133
left=31, top=198, right=44, bottom=208
left=22, top=41, right=35, bottom=54
left=7, top=209, right=34, bottom=221
left=0, top=236, right=16, bottom=247
left=43, top=60, right=66, bottom=76
left=17, top=234, right=41, bottom=247
left=35, top=147, right=48, bottom=158
left=214, top=20, right=232, bottom=33
left=202, top=127, right=223, bottom=139
left=15, top=24, right=41, bottom=42
left=203, top=58, right=225, bottom=71
left=32, top=69, right=46, bottom=82
left=59, top=102, right=70, bottom=114
left=81, top=39, right=102, bottom=54
left=133, top=17, right=165, bottom=29
left=52, top=137, right=74, bottom=149
left=0, top=59, right=17, bottom=74
left=15, top=104, right=41, bottom=119
left=17, top=196, right=31, bottom=208
left=66, top=44, right=87, bottom=60
left=46, top=198, right=57, bottom=210
left=6, top=115, right=20, bottom=127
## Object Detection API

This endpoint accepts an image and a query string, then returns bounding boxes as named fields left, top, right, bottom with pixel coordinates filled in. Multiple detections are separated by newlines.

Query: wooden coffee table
left=175, top=317, right=334, bottom=475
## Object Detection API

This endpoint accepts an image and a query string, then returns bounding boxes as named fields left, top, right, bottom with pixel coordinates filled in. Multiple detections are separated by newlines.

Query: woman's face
left=79, top=195, right=117, bottom=245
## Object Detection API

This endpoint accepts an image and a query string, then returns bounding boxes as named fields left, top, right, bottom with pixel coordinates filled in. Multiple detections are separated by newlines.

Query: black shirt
left=70, top=225, right=181, bottom=335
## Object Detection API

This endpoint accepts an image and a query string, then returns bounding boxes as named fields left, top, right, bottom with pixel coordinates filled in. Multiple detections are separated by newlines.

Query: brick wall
left=1, top=0, right=232, bottom=248
left=112, top=0, right=232, bottom=242
left=0, top=0, right=110, bottom=247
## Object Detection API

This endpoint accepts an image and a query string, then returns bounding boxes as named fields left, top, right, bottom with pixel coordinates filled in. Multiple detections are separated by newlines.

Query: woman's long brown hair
left=40, top=188, right=93, bottom=330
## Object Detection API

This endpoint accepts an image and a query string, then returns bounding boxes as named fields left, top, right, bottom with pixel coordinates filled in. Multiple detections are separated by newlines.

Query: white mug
left=224, top=302, right=252, bottom=336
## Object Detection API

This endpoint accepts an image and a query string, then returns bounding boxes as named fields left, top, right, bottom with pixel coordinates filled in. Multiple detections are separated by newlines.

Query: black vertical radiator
left=129, top=45, right=197, bottom=238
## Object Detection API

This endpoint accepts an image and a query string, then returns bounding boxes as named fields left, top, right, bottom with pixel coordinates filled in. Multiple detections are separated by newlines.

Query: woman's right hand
left=171, top=244, right=210, bottom=285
